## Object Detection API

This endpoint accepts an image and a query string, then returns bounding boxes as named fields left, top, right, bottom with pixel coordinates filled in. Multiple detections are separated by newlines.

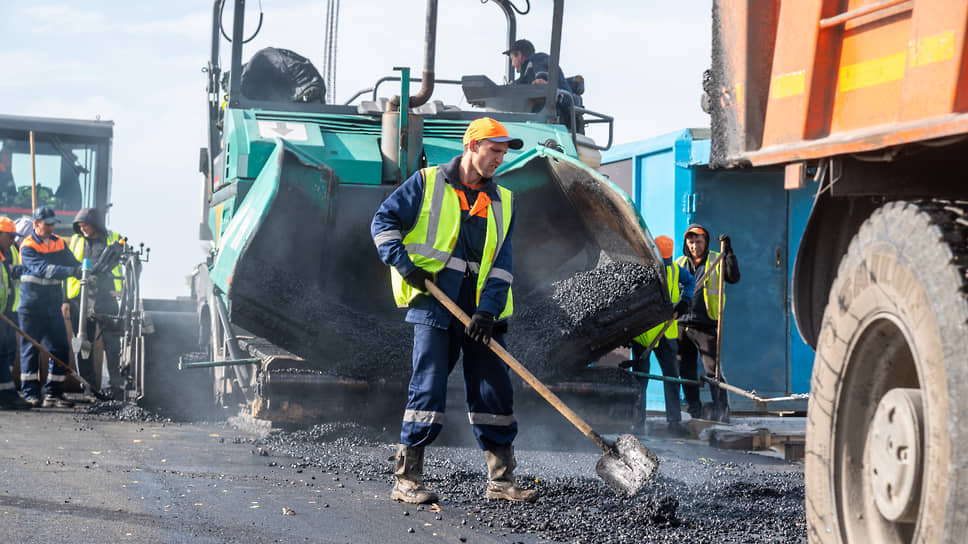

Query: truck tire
left=806, top=200, right=968, bottom=543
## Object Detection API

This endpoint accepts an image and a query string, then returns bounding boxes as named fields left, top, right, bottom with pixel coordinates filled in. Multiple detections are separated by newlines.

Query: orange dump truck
left=708, top=1, right=968, bottom=542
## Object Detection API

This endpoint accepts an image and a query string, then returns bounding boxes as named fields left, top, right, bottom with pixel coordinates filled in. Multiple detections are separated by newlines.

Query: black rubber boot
left=687, top=400, right=702, bottom=419
left=0, top=389, right=32, bottom=410
left=391, top=444, right=438, bottom=504
left=484, top=445, right=538, bottom=503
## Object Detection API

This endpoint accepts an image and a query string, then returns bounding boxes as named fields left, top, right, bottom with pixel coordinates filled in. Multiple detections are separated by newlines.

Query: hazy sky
left=1, top=1, right=712, bottom=298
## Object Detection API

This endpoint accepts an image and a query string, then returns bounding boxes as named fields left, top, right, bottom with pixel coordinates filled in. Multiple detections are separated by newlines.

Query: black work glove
left=675, top=297, right=691, bottom=316
left=718, top=234, right=732, bottom=254
left=403, top=268, right=433, bottom=291
left=70, top=266, right=83, bottom=279
left=466, top=311, right=495, bottom=344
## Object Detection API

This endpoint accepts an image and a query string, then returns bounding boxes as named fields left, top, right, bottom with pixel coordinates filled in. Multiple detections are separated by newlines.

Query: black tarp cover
left=240, top=47, right=326, bottom=103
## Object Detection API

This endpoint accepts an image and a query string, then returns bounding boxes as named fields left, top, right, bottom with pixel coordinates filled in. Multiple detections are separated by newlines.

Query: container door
left=691, top=166, right=789, bottom=410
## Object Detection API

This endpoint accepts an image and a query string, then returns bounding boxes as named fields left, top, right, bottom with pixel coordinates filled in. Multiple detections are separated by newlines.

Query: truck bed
left=711, top=0, right=968, bottom=167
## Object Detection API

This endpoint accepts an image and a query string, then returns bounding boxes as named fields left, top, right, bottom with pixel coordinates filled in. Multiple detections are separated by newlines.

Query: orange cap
left=655, top=235, right=674, bottom=259
left=0, top=217, right=15, bottom=234
left=463, top=117, right=523, bottom=150
left=686, top=226, right=707, bottom=237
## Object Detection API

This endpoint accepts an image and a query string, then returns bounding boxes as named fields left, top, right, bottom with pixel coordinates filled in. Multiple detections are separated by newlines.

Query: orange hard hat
left=463, top=117, right=523, bottom=149
left=0, top=217, right=15, bottom=234
left=654, top=235, right=674, bottom=259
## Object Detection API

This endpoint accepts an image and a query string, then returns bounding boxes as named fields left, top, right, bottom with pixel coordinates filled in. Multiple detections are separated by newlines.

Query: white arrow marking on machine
left=273, top=122, right=292, bottom=136
left=257, top=120, right=308, bottom=141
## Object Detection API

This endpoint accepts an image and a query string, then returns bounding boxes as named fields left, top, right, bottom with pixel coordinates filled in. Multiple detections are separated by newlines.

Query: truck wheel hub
left=867, top=387, right=924, bottom=523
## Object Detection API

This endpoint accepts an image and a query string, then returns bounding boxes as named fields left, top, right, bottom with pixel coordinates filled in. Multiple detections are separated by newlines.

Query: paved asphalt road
left=0, top=404, right=804, bottom=543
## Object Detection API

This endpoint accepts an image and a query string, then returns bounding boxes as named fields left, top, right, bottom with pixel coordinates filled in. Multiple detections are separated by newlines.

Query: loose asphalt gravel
left=82, top=391, right=806, bottom=544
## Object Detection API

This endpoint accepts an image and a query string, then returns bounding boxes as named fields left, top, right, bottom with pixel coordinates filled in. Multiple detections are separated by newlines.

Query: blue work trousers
left=0, top=311, right=16, bottom=393
left=400, top=321, right=517, bottom=451
left=632, top=337, right=682, bottom=423
left=19, top=308, right=71, bottom=398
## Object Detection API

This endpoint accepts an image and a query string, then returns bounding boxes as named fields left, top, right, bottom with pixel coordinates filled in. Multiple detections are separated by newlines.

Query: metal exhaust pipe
left=390, top=0, right=437, bottom=110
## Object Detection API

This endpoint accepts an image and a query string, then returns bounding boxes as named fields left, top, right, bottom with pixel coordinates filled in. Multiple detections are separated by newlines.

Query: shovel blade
left=594, top=434, right=659, bottom=496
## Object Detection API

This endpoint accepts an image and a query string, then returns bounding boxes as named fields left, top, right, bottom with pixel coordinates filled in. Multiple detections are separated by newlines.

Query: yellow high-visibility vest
left=677, top=250, right=723, bottom=320
left=0, top=246, right=21, bottom=312
left=633, top=264, right=681, bottom=347
left=65, top=231, right=123, bottom=299
left=386, top=166, right=514, bottom=319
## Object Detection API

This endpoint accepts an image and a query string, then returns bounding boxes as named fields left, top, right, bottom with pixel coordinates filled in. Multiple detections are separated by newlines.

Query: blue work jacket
left=19, top=233, right=80, bottom=312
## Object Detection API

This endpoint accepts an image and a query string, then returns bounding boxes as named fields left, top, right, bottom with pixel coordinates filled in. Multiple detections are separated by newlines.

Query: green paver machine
left=134, top=0, right=670, bottom=427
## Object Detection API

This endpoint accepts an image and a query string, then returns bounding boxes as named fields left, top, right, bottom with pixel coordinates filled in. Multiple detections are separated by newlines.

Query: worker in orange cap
left=371, top=117, right=537, bottom=504
left=630, top=235, right=694, bottom=436
left=676, top=224, right=740, bottom=423
left=0, top=216, right=30, bottom=409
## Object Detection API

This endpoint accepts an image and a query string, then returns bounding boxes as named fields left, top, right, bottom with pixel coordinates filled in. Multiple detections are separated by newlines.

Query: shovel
left=0, top=312, right=110, bottom=401
left=425, top=280, right=659, bottom=496
left=72, top=258, right=93, bottom=361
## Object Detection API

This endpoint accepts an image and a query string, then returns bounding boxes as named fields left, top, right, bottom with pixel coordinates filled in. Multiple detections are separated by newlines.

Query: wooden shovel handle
left=0, top=311, right=99, bottom=395
left=424, top=280, right=611, bottom=453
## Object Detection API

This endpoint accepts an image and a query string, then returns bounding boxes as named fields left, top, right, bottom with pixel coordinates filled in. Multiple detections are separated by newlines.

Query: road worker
left=676, top=224, right=740, bottom=423
left=504, top=39, right=572, bottom=91
left=63, top=208, right=125, bottom=400
left=0, top=216, right=30, bottom=410
left=19, top=206, right=81, bottom=408
left=371, top=117, right=537, bottom=504
left=630, top=235, right=694, bottom=436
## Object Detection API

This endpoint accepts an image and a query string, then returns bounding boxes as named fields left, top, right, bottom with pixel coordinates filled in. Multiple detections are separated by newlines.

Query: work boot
left=110, top=387, right=125, bottom=402
left=42, top=394, right=75, bottom=408
left=23, top=395, right=42, bottom=408
left=391, top=444, right=438, bottom=504
left=0, top=390, right=33, bottom=410
left=686, top=401, right=702, bottom=419
left=78, top=387, right=98, bottom=404
left=666, top=421, right=690, bottom=437
left=484, top=445, right=539, bottom=503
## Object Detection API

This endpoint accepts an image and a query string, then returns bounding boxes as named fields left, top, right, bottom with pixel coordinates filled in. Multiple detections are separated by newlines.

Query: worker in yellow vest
left=676, top=224, right=740, bottom=423
left=630, top=235, right=694, bottom=436
left=371, top=117, right=537, bottom=505
left=0, top=216, right=30, bottom=410
left=62, top=208, right=124, bottom=400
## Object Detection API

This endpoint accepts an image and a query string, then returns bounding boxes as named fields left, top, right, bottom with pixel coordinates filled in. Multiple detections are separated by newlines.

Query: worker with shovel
left=62, top=208, right=125, bottom=401
left=676, top=224, right=740, bottom=423
left=0, top=216, right=31, bottom=410
left=371, top=117, right=538, bottom=504
left=18, top=206, right=81, bottom=408
left=630, top=235, right=694, bottom=436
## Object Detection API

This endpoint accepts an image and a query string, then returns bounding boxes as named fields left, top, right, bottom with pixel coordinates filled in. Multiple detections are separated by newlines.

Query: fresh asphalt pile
left=251, top=420, right=807, bottom=544
left=508, top=256, right=662, bottom=383
left=264, top=254, right=660, bottom=389
left=85, top=399, right=173, bottom=423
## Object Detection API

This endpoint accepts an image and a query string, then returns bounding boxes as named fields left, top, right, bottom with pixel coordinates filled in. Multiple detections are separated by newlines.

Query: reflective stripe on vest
left=633, top=264, right=681, bottom=347
left=66, top=231, right=123, bottom=299
left=387, top=166, right=514, bottom=319
left=677, top=251, right=722, bottom=320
